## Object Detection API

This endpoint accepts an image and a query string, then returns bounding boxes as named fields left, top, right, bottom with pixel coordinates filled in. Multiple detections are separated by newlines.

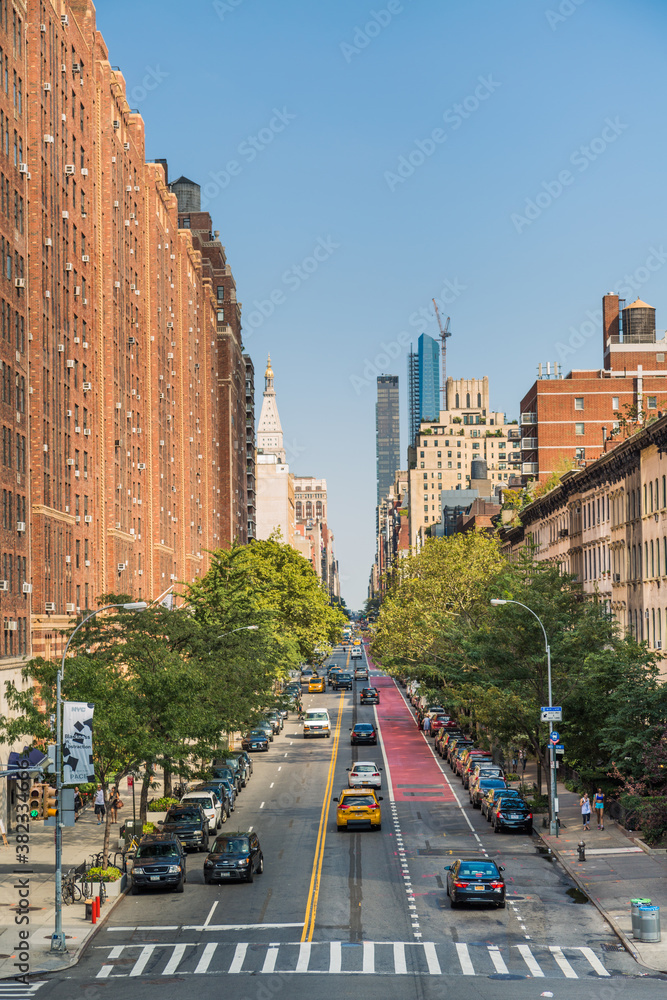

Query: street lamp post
left=215, top=626, right=259, bottom=639
left=490, top=598, right=559, bottom=837
left=51, top=601, right=147, bottom=953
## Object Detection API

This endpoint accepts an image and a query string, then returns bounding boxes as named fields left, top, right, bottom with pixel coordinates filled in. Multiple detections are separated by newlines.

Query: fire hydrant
left=577, top=840, right=586, bottom=862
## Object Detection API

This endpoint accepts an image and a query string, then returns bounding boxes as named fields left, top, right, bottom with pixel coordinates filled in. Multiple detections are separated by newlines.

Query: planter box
left=90, top=872, right=126, bottom=898
left=146, top=811, right=168, bottom=823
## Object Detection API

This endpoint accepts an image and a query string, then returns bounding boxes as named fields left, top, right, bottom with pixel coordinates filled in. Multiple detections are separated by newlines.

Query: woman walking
left=594, top=788, right=605, bottom=830
left=109, top=785, right=120, bottom=824
left=94, top=784, right=106, bottom=825
left=580, top=791, right=591, bottom=831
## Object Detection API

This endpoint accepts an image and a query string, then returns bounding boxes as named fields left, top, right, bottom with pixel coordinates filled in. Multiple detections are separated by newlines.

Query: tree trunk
left=139, top=772, right=150, bottom=826
left=163, top=765, right=172, bottom=799
left=102, top=783, right=112, bottom=869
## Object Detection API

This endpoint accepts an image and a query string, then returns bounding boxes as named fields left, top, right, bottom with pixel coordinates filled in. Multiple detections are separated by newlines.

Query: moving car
left=354, top=665, right=369, bottom=680
left=308, top=676, right=325, bottom=693
left=180, top=791, right=222, bottom=833
left=161, top=804, right=210, bottom=852
left=242, top=729, right=270, bottom=752
left=347, top=761, right=382, bottom=789
left=332, top=671, right=353, bottom=690
left=481, top=787, right=523, bottom=821
left=445, top=858, right=506, bottom=908
left=359, top=687, right=379, bottom=705
left=491, top=796, right=533, bottom=834
left=351, top=647, right=362, bottom=659
left=132, top=833, right=186, bottom=894
left=303, top=708, right=331, bottom=738
left=334, top=788, right=382, bottom=830
left=350, top=723, right=377, bottom=746
left=327, top=667, right=342, bottom=688
left=203, top=832, right=264, bottom=883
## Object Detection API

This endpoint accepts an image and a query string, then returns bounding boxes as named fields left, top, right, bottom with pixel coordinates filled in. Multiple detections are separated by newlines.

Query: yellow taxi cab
left=308, top=675, right=325, bottom=693
left=333, top=787, right=382, bottom=831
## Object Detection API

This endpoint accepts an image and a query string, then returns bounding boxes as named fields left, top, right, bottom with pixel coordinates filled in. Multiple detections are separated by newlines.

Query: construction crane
left=432, top=299, right=451, bottom=411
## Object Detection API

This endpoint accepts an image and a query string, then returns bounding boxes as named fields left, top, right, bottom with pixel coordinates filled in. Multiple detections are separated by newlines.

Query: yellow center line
left=301, top=650, right=348, bottom=942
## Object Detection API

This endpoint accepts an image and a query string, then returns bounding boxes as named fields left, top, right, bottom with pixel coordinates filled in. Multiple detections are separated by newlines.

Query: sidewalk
left=0, top=789, right=131, bottom=980
left=526, top=763, right=667, bottom=973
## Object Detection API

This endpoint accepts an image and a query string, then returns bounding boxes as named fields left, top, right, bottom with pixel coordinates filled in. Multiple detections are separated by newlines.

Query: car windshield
left=166, top=810, right=200, bottom=821
left=212, top=838, right=250, bottom=854
left=458, top=862, right=499, bottom=877
left=248, top=730, right=266, bottom=738
left=185, top=797, right=213, bottom=808
left=136, top=843, right=180, bottom=859
left=307, top=712, right=329, bottom=721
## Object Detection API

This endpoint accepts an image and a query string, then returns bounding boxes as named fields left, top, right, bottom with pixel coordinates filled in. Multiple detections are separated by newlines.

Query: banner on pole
left=62, top=701, right=94, bottom=784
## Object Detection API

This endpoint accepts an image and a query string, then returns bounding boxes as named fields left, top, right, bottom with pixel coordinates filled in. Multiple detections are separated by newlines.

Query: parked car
left=241, top=729, right=269, bottom=753
left=263, top=711, right=282, bottom=734
left=347, top=761, right=382, bottom=789
left=213, top=759, right=243, bottom=793
left=350, top=723, right=377, bottom=746
left=203, top=831, right=264, bottom=884
left=470, top=776, right=507, bottom=808
left=132, top=833, right=187, bottom=894
left=491, top=794, right=533, bottom=834
left=435, top=730, right=463, bottom=757
left=191, top=782, right=231, bottom=822
left=161, top=804, right=210, bottom=852
left=461, top=752, right=494, bottom=786
left=448, top=740, right=474, bottom=768
left=334, top=788, right=382, bottom=830
left=211, top=777, right=237, bottom=812
left=234, top=749, right=254, bottom=775
left=445, top=858, right=506, bottom=908
left=481, top=787, right=523, bottom=821
left=359, top=687, right=380, bottom=705
left=180, top=791, right=222, bottom=833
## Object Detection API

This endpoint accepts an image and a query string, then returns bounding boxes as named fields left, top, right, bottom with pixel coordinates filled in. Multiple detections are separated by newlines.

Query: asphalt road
left=27, top=644, right=667, bottom=1000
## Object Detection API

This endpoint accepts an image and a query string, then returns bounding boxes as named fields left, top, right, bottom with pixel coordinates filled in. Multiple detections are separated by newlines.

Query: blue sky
left=97, top=0, right=667, bottom=610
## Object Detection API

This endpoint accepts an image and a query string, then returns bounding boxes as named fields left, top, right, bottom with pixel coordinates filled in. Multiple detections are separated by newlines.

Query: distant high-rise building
left=418, top=333, right=440, bottom=423
left=407, top=350, right=419, bottom=444
left=376, top=375, right=400, bottom=503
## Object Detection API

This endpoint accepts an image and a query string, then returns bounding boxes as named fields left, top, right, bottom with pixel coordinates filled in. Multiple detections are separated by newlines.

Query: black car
left=203, top=831, right=264, bottom=884
left=350, top=723, right=377, bottom=746
left=481, top=787, right=523, bottom=821
left=333, top=672, right=353, bottom=691
left=161, top=804, right=210, bottom=853
left=327, top=667, right=342, bottom=688
left=445, top=858, right=506, bottom=908
left=212, top=761, right=242, bottom=793
left=132, top=833, right=187, bottom=893
left=235, top=749, right=254, bottom=775
left=360, top=687, right=380, bottom=705
left=192, top=782, right=231, bottom=821
left=242, top=729, right=269, bottom=752
left=492, top=796, right=533, bottom=834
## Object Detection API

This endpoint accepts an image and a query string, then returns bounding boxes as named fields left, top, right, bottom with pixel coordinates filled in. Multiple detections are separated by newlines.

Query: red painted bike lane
left=368, top=655, right=456, bottom=805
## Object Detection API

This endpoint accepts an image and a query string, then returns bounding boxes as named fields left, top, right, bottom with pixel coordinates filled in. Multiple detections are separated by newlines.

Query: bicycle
left=62, top=870, right=83, bottom=904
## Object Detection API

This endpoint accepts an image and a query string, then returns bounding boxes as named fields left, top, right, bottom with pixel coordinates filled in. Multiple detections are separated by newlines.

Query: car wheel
left=131, top=883, right=142, bottom=895
left=199, top=840, right=208, bottom=853
left=204, top=875, right=211, bottom=885
left=246, top=868, right=254, bottom=883
left=375, top=823, right=382, bottom=831
left=337, top=824, right=345, bottom=831
left=257, top=855, right=264, bottom=874
left=217, top=816, right=222, bottom=829
left=497, top=899, right=506, bottom=909
left=449, top=895, right=458, bottom=908
left=174, top=878, right=185, bottom=893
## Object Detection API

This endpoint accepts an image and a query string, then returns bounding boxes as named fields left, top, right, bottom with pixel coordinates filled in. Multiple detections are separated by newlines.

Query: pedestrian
left=94, top=784, right=105, bottom=825
left=422, top=715, right=432, bottom=736
left=73, top=786, right=83, bottom=819
left=519, top=749, right=527, bottom=774
left=109, top=785, right=119, bottom=824
left=511, top=750, right=519, bottom=773
left=594, top=787, right=605, bottom=830
left=580, top=791, right=591, bottom=831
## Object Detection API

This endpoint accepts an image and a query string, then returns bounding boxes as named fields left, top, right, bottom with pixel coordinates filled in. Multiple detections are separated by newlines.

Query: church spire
left=265, top=354, right=274, bottom=390
left=257, top=352, right=285, bottom=464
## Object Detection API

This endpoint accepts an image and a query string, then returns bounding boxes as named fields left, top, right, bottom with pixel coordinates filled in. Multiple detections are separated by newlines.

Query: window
left=420, top=462, right=424, bottom=469
left=612, top=396, right=619, bottom=410
left=447, top=462, right=452, bottom=468
left=217, top=309, right=224, bottom=323
left=574, top=397, right=584, bottom=410
left=420, top=451, right=424, bottom=458
left=575, top=422, right=585, bottom=436
left=647, top=396, right=657, bottom=409
left=457, top=473, right=462, bottom=480
left=217, top=286, right=224, bottom=301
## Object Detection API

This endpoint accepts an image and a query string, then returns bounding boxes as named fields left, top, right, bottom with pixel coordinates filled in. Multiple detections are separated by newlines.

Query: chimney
left=602, top=294, right=619, bottom=369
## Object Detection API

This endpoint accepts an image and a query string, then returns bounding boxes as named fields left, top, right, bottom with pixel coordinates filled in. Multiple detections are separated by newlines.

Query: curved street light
left=52, top=601, right=147, bottom=953
left=215, top=626, right=259, bottom=639
left=490, top=598, right=558, bottom=837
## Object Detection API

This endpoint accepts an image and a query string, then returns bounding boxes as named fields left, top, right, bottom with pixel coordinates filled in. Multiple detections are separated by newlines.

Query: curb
left=0, top=884, right=128, bottom=981
left=534, top=830, right=667, bottom=974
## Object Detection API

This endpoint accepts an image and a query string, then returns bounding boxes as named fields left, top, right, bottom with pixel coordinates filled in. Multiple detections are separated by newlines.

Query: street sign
left=549, top=731, right=560, bottom=744
left=555, top=744, right=565, bottom=754
left=541, top=706, right=562, bottom=721
left=127, top=776, right=134, bottom=789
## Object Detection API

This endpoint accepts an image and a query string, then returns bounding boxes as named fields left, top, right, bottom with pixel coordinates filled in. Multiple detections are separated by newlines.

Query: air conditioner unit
left=124, top=220, right=130, bottom=227
left=66, top=359, right=75, bottom=368
left=82, top=255, right=90, bottom=262
left=16, top=522, right=25, bottom=532
left=57, top=344, right=64, bottom=352
left=61, top=64, right=67, bottom=73
left=64, top=164, right=74, bottom=175
left=117, top=563, right=125, bottom=572
left=124, top=142, right=130, bottom=151
left=44, top=134, right=54, bottom=143
left=646, top=609, right=650, bottom=619
left=81, top=168, right=88, bottom=176
left=62, top=210, right=69, bottom=218
left=115, top=403, right=121, bottom=409
left=159, top=440, right=164, bottom=446
left=5, top=620, right=16, bottom=631
left=40, top=23, right=46, bottom=32
left=159, top=393, right=165, bottom=399
left=66, top=603, right=75, bottom=613
left=65, top=555, right=71, bottom=563
left=72, top=63, right=81, bottom=73
left=19, top=163, right=29, bottom=175
left=657, top=641, right=663, bottom=650
left=65, top=262, right=73, bottom=271
left=113, top=119, right=120, bottom=129
left=0, top=581, right=8, bottom=592
left=85, top=560, right=90, bottom=567
left=130, top=283, right=135, bottom=290
left=167, top=353, right=173, bottom=359
left=83, top=428, right=91, bottom=436
left=45, top=602, right=56, bottom=612
left=137, top=463, right=146, bottom=470
left=128, top=337, right=136, bottom=345
left=113, top=200, right=119, bottom=208
left=74, top=286, right=80, bottom=295
left=84, top=514, right=92, bottom=523
left=22, top=582, right=32, bottom=594
left=74, top=426, right=80, bottom=434
left=61, top=14, right=69, bottom=25
left=138, top=569, right=143, bottom=576
left=43, top=82, right=52, bottom=92
left=14, top=278, right=25, bottom=288
left=167, top=321, right=174, bottom=328
left=82, top=381, right=92, bottom=391
left=66, top=409, right=72, bottom=417
left=114, top=280, right=121, bottom=288
left=44, top=237, right=52, bottom=245
left=66, top=458, right=74, bottom=466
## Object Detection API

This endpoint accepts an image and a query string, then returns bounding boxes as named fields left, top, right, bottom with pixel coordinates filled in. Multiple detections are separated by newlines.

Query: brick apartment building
left=0, top=0, right=254, bottom=683
left=520, top=294, right=667, bottom=482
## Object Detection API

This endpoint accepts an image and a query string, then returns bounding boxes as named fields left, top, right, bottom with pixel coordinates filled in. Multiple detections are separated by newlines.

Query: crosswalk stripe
left=130, top=945, right=157, bottom=978
left=363, top=941, right=375, bottom=973
left=517, top=944, right=544, bottom=977
left=163, top=944, right=188, bottom=976
left=329, top=941, right=342, bottom=973
left=261, top=945, right=279, bottom=974
left=549, top=945, right=577, bottom=978
left=393, top=942, right=407, bottom=974
left=97, top=946, right=124, bottom=979
left=423, top=942, right=441, bottom=975
left=194, top=943, right=218, bottom=975
left=296, top=942, right=311, bottom=972
left=488, top=945, right=508, bottom=974
left=228, top=943, right=247, bottom=974
left=578, top=946, right=611, bottom=977
left=456, top=942, right=475, bottom=975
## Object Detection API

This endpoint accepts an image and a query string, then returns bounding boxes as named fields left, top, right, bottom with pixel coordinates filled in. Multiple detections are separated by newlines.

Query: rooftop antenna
left=432, top=300, right=451, bottom=409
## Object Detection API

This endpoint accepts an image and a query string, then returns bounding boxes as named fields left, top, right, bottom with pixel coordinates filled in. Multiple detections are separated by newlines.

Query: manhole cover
left=602, top=943, right=625, bottom=952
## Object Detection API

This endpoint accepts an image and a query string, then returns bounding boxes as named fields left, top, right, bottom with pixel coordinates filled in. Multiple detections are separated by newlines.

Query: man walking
left=519, top=748, right=527, bottom=775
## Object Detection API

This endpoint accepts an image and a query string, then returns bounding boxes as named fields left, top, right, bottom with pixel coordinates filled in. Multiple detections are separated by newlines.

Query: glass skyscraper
left=376, top=375, right=400, bottom=503
left=418, top=332, right=440, bottom=423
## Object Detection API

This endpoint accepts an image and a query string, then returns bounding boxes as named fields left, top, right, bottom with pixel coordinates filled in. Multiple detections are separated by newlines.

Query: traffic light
left=43, top=784, right=57, bottom=821
left=28, top=784, right=43, bottom=820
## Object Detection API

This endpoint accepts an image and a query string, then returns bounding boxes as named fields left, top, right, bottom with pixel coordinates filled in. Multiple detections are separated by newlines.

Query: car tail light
left=527, top=813, right=532, bottom=820
left=338, top=803, right=350, bottom=810
left=496, top=811, right=503, bottom=819
left=490, top=882, right=504, bottom=889
left=453, top=881, right=469, bottom=888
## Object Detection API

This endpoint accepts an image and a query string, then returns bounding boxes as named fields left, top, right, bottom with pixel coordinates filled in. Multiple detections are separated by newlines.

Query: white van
left=303, top=708, right=331, bottom=739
